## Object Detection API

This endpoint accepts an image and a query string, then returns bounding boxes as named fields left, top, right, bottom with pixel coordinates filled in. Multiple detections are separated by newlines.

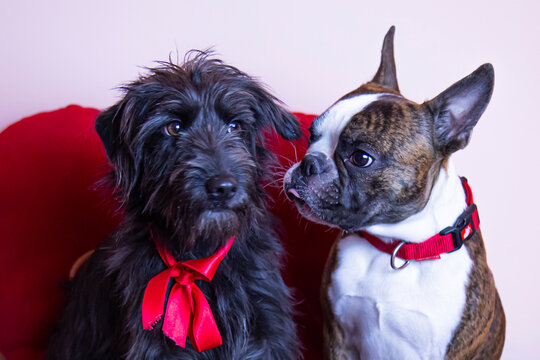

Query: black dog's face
left=95, top=53, right=300, bottom=249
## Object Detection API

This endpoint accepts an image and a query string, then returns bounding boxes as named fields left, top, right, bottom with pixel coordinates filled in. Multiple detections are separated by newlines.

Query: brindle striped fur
left=445, top=230, right=505, bottom=359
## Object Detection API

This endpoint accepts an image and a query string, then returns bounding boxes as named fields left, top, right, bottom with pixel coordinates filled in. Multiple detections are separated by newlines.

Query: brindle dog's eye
left=165, top=122, right=182, bottom=136
left=349, top=150, right=374, bottom=168
left=227, top=122, right=241, bottom=133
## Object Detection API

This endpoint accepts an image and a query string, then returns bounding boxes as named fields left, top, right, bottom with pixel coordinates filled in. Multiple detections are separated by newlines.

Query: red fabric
left=0, top=106, right=335, bottom=360
left=265, top=114, right=339, bottom=360
left=142, top=236, right=234, bottom=352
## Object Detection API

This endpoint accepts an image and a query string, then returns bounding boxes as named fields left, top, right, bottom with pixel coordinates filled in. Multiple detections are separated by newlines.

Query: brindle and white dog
left=284, top=27, right=505, bottom=359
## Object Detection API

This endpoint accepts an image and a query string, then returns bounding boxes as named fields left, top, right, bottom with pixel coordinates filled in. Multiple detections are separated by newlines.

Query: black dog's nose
left=299, top=152, right=328, bottom=177
left=206, top=175, right=238, bottom=201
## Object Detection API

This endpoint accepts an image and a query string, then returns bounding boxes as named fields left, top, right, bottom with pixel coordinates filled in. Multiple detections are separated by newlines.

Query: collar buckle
left=439, top=203, right=477, bottom=251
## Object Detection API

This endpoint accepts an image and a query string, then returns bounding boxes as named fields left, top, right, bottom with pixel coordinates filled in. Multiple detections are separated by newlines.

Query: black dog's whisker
left=290, top=141, right=300, bottom=163
left=273, top=152, right=298, bottom=168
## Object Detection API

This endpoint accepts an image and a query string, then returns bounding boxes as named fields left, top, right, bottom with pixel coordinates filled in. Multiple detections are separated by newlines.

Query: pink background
left=1, top=1, right=538, bottom=358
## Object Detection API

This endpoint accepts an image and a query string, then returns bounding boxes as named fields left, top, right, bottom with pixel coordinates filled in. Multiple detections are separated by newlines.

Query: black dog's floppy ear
left=251, top=85, right=301, bottom=141
left=371, top=26, right=400, bottom=92
left=427, top=63, right=494, bottom=156
left=265, top=103, right=301, bottom=141
left=95, top=104, right=122, bottom=160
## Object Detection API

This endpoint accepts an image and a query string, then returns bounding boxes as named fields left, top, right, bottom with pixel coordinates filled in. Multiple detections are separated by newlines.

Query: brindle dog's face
left=95, top=52, right=300, bottom=249
left=284, top=27, right=494, bottom=232
left=285, top=92, right=438, bottom=231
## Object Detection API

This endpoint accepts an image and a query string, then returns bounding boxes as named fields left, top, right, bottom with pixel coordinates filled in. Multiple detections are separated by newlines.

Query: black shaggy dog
left=46, top=52, right=301, bottom=360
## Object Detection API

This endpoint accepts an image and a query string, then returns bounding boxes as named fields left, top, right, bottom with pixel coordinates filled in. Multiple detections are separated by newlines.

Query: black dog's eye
left=349, top=150, right=374, bottom=168
left=165, top=122, right=182, bottom=136
left=227, top=122, right=241, bottom=133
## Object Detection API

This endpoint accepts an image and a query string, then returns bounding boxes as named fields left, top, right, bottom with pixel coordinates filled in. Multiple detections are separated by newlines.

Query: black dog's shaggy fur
left=46, top=52, right=301, bottom=359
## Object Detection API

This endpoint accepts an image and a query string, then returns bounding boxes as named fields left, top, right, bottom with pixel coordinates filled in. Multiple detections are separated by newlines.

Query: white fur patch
left=328, top=162, right=473, bottom=359
left=307, top=94, right=385, bottom=159
left=365, top=159, right=467, bottom=243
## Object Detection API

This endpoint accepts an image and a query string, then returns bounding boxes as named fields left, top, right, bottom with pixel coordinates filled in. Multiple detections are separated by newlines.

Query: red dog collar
left=360, top=177, right=480, bottom=270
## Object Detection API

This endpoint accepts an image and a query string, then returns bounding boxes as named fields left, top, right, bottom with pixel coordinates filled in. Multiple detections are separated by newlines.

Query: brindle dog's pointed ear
left=427, top=63, right=494, bottom=156
left=95, top=104, right=122, bottom=160
left=371, top=26, right=400, bottom=92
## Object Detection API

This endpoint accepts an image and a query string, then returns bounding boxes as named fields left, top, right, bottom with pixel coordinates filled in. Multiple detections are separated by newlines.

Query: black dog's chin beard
left=187, top=209, right=241, bottom=247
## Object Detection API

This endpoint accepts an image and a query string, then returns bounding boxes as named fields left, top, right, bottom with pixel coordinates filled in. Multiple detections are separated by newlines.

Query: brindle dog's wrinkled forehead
left=309, top=93, right=432, bottom=159
left=307, top=93, right=385, bottom=159
left=339, top=98, right=434, bottom=159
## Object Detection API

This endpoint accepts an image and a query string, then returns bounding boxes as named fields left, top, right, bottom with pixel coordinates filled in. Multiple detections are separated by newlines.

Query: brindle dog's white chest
left=328, top=234, right=473, bottom=359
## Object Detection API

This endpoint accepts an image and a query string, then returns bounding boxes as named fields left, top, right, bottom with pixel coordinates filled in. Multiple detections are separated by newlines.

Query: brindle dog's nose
left=206, top=174, right=238, bottom=201
left=299, top=152, right=328, bottom=177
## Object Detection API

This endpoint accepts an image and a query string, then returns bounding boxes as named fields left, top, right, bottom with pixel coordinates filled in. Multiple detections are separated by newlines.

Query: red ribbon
left=142, top=235, right=234, bottom=352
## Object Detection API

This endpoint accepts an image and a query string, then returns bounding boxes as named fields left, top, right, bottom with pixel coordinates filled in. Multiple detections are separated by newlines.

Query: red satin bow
left=142, top=235, right=234, bottom=352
